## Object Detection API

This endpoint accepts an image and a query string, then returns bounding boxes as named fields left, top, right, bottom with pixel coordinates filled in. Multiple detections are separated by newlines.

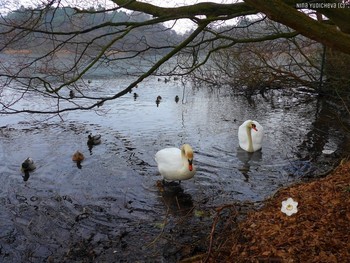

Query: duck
left=156, top=96, right=162, bottom=107
left=72, top=151, right=85, bottom=169
left=175, top=95, right=179, bottom=103
left=238, top=120, right=264, bottom=152
left=72, top=151, right=85, bottom=162
left=155, top=144, right=196, bottom=182
left=87, top=133, right=101, bottom=146
left=21, top=157, right=36, bottom=181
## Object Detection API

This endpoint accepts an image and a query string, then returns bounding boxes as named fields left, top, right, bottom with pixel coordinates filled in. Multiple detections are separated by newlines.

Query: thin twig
left=145, top=207, right=170, bottom=248
left=204, top=204, right=237, bottom=263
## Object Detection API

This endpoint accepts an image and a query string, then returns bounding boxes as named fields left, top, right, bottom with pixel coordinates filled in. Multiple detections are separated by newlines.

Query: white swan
left=155, top=144, right=196, bottom=181
left=238, top=120, right=264, bottom=152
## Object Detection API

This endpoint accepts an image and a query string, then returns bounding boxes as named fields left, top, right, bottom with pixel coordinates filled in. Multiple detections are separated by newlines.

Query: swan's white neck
left=181, top=144, right=194, bottom=171
left=246, top=125, right=254, bottom=152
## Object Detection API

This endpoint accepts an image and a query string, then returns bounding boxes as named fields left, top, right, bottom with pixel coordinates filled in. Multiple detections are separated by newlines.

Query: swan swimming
left=155, top=144, right=196, bottom=181
left=238, top=120, right=264, bottom=152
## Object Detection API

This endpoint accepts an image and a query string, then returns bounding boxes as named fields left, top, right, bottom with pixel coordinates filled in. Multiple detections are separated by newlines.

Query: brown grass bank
left=183, top=160, right=350, bottom=263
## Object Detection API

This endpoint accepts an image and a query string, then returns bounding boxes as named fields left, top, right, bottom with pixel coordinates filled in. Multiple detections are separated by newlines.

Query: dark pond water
left=0, top=76, right=345, bottom=262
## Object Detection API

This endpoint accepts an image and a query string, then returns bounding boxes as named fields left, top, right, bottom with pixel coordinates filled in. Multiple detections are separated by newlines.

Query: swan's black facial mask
left=251, top=124, right=258, bottom=131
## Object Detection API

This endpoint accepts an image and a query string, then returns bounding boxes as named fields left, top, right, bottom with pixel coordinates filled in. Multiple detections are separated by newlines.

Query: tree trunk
left=324, top=49, right=350, bottom=93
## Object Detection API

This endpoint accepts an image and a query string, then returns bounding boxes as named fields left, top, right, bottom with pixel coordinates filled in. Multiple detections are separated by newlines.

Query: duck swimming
left=72, top=151, right=85, bottom=169
left=155, top=144, right=196, bottom=182
left=156, top=96, right=162, bottom=107
left=21, top=157, right=36, bottom=181
left=87, top=133, right=101, bottom=146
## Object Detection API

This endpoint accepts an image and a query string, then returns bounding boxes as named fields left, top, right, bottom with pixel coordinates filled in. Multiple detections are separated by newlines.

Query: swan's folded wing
left=155, top=147, right=182, bottom=170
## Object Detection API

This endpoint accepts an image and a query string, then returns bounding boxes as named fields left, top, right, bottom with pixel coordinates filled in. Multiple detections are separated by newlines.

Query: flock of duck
left=133, top=93, right=180, bottom=106
left=20, top=133, right=102, bottom=181
left=20, top=120, right=264, bottom=183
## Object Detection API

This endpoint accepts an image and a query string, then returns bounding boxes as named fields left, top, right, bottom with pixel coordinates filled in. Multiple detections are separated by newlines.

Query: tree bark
left=243, top=0, right=350, bottom=54
left=114, top=0, right=350, bottom=54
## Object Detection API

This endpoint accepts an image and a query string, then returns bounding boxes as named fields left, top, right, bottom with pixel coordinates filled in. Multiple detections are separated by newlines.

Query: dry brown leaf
left=211, top=161, right=350, bottom=262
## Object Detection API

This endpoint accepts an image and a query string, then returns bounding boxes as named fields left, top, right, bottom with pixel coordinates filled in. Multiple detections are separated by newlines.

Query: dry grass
left=183, top=160, right=350, bottom=263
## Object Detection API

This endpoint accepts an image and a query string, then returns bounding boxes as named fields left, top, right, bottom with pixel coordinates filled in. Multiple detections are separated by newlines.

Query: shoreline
left=183, top=159, right=350, bottom=262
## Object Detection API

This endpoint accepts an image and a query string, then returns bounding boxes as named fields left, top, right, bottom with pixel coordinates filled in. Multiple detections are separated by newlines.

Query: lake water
left=0, top=75, right=344, bottom=262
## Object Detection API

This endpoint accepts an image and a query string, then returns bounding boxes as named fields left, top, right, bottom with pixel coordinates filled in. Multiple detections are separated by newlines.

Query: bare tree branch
left=0, top=0, right=349, bottom=115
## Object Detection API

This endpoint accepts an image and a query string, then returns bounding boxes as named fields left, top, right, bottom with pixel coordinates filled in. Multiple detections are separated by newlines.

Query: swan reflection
left=236, top=147, right=262, bottom=181
left=156, top=181, right=194, bottom=215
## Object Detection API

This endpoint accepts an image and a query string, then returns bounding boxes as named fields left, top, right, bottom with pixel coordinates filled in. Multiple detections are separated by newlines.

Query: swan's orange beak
left=252, top=124, right=258, bottom=131
left=188, top=159, right=193, bottom=171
